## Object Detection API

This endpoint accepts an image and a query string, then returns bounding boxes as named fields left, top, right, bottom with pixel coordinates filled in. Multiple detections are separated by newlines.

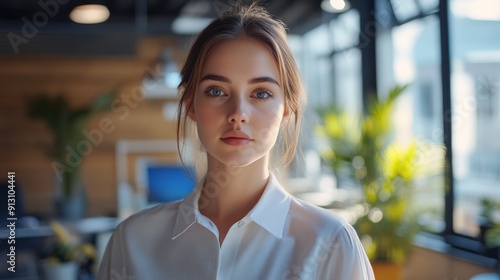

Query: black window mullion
left=438, top=0, right=454, bottom=236
left=357, top=0, right=378, bottom=113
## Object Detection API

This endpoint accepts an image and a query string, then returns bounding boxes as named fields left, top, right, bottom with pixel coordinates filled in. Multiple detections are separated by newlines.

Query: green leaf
left=26, top=90, right=116, bottom=198
left=315, top=84, right=444, bottom=263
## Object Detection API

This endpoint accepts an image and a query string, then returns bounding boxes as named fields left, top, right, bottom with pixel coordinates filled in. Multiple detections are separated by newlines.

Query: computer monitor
left=136, top=158, right=196, bottom=205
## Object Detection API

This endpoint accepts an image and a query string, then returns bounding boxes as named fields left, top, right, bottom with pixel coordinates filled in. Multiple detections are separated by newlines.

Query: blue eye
left=206, top=88, right=223, bottom=97
left=255, top=90, right=271, bottom=99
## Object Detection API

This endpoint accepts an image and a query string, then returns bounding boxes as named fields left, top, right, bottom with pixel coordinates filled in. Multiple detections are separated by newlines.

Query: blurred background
left=0, top=0, right=499, bottom=279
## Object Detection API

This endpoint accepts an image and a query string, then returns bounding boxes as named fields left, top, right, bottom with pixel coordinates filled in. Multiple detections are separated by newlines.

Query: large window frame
left=379, top=0, right=499, bottom=267
left=305, top=0, right=499, bottom=268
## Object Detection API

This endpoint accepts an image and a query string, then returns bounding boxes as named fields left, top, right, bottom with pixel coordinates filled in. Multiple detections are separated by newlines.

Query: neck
left=198, top=155, right=270, bottom=223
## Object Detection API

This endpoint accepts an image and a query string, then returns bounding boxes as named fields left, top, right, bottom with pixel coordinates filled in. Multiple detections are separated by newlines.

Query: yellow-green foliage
left=317, top=85, right=444, bottom=263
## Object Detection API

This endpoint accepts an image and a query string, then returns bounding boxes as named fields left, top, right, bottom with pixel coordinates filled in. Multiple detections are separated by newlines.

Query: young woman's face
left=189, top=38, right=286, bottom=168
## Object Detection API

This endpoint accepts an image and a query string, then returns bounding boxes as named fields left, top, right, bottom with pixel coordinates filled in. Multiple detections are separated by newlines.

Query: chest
left=127, top=223, right=327, bottom=280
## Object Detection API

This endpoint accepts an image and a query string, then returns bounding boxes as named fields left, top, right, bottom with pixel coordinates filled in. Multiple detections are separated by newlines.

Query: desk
left=0, top=216, right=117, bottom=279
left=0, top=216, right=118, bottom=240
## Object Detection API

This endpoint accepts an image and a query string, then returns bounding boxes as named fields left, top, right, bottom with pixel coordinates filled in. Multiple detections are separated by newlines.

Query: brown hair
left=177, top=2, right=306, bottom=167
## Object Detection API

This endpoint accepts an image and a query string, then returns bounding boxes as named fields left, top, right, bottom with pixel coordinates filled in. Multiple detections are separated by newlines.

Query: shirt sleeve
left=317, top=222, right=375, bottom=280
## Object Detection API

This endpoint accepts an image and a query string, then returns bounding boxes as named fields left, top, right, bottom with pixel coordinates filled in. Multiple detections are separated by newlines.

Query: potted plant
left=27, top=91, right=115, bottom=220
left=41, top=221, right=96, bottom=280
left=478, top=197, right=500, bottom=244
left=485, top=223, right=500, bottom=277
left=316, top=85, right=444, bottom=279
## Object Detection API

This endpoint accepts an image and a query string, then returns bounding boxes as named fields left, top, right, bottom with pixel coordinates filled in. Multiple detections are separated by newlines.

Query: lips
left=220, top=130, right=253, bottom=146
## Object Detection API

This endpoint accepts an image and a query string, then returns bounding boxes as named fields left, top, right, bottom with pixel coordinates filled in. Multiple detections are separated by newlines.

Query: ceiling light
left=321, top=0, right=351, bottom=13
left=70, top=4, right=110, bottom=24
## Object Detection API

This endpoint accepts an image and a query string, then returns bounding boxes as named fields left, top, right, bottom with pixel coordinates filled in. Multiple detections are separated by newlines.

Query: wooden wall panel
left=0, top=36, right=186, bottom=218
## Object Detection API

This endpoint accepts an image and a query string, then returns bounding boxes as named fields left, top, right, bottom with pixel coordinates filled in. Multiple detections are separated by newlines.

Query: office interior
left=0, top=0, right=499, bottom=279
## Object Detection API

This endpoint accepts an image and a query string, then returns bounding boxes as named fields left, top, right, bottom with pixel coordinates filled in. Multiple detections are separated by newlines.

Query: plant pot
left=55, top=193, right=87, bottom=221
left=41, top=261, right=79, bottom=280
left=371, top=262, right=404, bottom=280
left=477, top=216, right=494, bottom=244
left=54, top=172, right=87, bottom=221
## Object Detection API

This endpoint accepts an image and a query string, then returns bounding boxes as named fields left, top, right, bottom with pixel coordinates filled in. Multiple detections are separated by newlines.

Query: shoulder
left=287, top=196, right=356, bottom=241
left=287, top=198, right=375, bottom=279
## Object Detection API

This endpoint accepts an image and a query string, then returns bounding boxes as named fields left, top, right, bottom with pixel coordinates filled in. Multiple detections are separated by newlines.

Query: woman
left=98, top=3, right=374, bottom=280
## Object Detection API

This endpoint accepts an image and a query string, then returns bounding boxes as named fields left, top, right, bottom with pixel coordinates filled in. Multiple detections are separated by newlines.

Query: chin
left=217, top=156, right=257, bottom=168
left=204, top=141, right=271, bottom=168
left=211, top=151, right=266, bottom=169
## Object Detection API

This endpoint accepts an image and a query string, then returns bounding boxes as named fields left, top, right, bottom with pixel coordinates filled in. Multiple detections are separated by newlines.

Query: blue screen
left=146, top=165, right=196, bottom=203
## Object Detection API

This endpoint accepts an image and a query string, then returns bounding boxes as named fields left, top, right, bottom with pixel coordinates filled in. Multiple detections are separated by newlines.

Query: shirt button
left=237, top=221, right=245, bottom=228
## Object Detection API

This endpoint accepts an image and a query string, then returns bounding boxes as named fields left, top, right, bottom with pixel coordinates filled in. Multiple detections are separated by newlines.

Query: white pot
left=41, top=261, right=79, bottom=280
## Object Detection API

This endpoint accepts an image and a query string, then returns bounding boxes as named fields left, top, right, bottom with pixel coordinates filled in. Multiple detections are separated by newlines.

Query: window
left=289, top=9, right=362, bottom=192
left=449, top=0, right=500, bottom=240
left=390, top=0, right=420, bottom=22
left=377, top=0, right=500, bottom=262
left=378, top=14, right=445, bottom=233
left=329, top=9, right=362, bottom=114
left=417, top=0, right=439, bottom=14
left=332, top=49, right=362, bottom=114
left=297, top=0, right=499, bottom=264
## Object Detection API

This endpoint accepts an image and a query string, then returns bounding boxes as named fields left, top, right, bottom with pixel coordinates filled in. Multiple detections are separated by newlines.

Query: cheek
left=256, top=108, right=284, bottom=142
left=194, top=98, right=218, bottom=122
left=193, top=102, right=223, bottom=141
left=197, top=107, right=215, bottom=121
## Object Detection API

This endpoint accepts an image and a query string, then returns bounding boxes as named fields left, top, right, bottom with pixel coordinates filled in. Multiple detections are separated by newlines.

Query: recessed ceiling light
left=70, top=4, right=110, bottom=24
left=321, top=0, right=351, bottom=13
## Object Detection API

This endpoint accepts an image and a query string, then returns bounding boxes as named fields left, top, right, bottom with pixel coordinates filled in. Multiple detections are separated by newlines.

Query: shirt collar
left=248, top=173, right=291, bottom=239
left=172, top=172, right=292, bottom=240
left=172, top=181, right=203, bottom=239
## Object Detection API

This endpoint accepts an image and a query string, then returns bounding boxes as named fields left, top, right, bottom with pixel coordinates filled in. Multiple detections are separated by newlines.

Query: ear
left=180, top=86, right=196, bottom=122
left=187, top=103, right=196, bottom=122
left=281, top=106, right=290, bottom=125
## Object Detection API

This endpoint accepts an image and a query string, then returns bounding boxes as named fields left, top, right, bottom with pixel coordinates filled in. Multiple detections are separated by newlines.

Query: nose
left=227, top=96, right=249, bottom=124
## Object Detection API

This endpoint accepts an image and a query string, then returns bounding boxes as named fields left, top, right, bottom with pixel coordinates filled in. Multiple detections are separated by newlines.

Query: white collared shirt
left=98, top=173, right=374, bottom=280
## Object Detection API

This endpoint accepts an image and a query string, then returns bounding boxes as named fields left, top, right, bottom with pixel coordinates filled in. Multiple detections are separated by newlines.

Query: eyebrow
left=200, top=74, right=280, bottom=86
left=249, top=77, right=280, bottom=86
